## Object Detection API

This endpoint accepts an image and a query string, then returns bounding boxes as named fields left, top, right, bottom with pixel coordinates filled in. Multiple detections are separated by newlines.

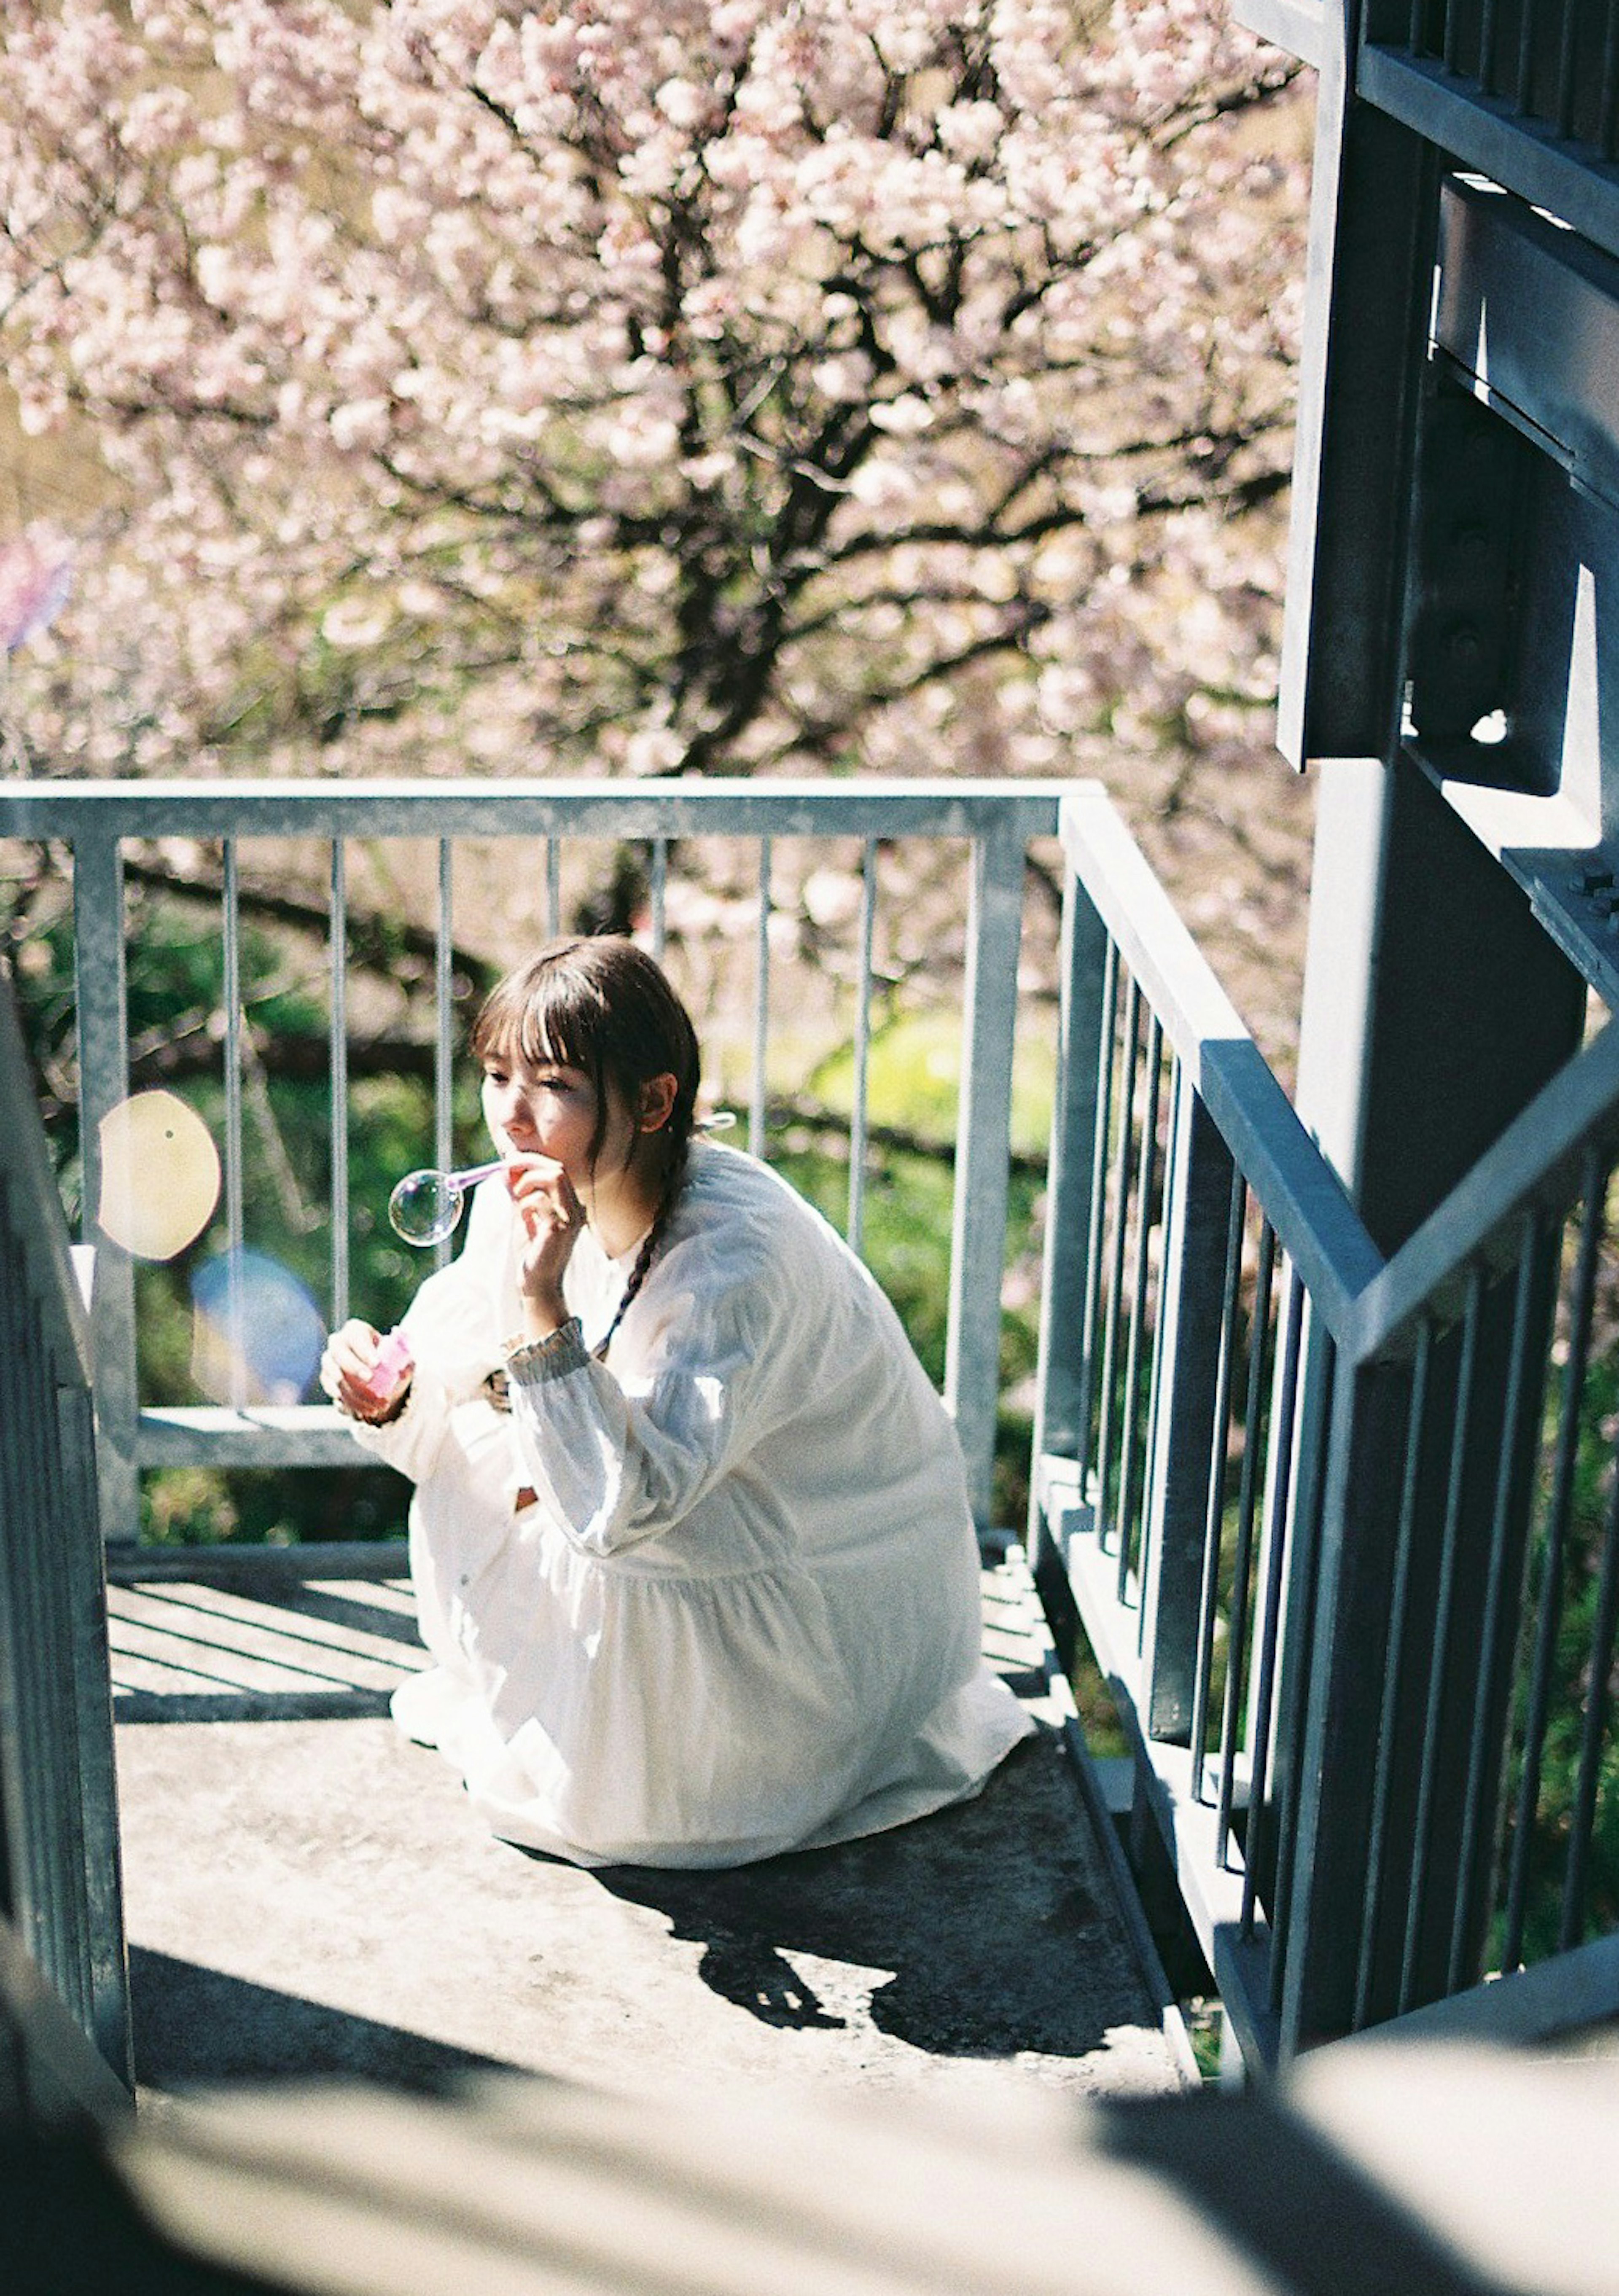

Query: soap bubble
left=189, top=1250, right=324, bottom=1407
left=389, top=1158, right=506, bottom=1246
left=389, top=1168, right=465, bottom=1246
left=97, top=1091, right=221, bottom=1260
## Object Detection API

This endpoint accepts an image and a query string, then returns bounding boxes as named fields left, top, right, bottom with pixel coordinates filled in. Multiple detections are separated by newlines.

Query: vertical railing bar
left=1241, top=1259, right=1306, bottom=1940
left=1215, top=1217, right=1276, bottom=1860
left=1555, top=0, right=1579, bottom=135
left=1407, top=0, right=1424, bottom=53
left=1450, top=1215, right=1540, bottom=1992
left=46, top=1431, right=97, bottom=2034
left=848, top=838, right=877, bottom=1256
left=1354, top=1315, right=1433, bottom=2028
left=433, top=840, right=454, bottom=1271
left=1094, top=974, right=1141, bottom=1550
left=1268, top=1328, right=1337, bottom=2014
left=750, top=839, right=772, bottom=1159
left=1136, top=1049, right=1181, bottom=1657
left=1518, top=0, right=1543, bottom=114
left=32, top=1367, right=91, bottom=2037
left=1479, top=0, right=1500, bottom=91
left=0, top=1235, right=37, bottom=1924
left=51, top=1358, right=132, bottom=2083
left=1191, top=1164, right=1247, bottom=1804
left=546, top=837, right=561, bottom=939
left=944, top=819, right=1025, bottom=1528
left=1116, top=1012, right=1163, bottom=1605
left=0, top=1237, right=36, bottom=1910
left=328, top=840, right=350, bottom=1331
left=32, top=1331, right=91, bottom=2033
left=221, top=837, right=247, bottom=1412
left=1443, top=0, right=1465, bottom=72
left=650, top=837, right=668, bottom=962
left=1400, top=1263, right=1485, bottom=2014
left=1601, top=0, right=1619, bottom=155
left=1, top=1245, right=59, bottom=1967
left=1503, top=1151, right=1605, bottom=1969
left=40, top=1356, right=93, bottom=2028
left=69, top=831, right=137, bottom=1540
left=1560, top=1421, right=1619, bottom=1951
left=1074, top=938, right=1119, bottom=1496
left=1026, top=878, right=1108, bottom=1573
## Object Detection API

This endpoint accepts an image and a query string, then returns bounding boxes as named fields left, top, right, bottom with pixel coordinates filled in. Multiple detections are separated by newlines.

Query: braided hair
left=591, top=1181, right=678, bottom=1360
left=472, top=937, right=702, bottom=1359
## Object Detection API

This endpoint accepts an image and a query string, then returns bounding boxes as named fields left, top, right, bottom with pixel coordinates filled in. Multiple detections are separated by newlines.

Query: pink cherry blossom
left=0, top=0, right=1309, bottom=805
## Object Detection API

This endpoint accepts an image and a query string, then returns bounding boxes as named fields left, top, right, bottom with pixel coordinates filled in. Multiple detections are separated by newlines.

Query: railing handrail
left=1059, top=786, right=1384, bottom=1334
left=2, top=774, right=1069, bottom=841
left=1234, top=1, right=1619, bottom=267
left=1230, top=0, right=1326, bottom=73
left=1349, top=1015, right=1619, bottom=1364
left=1062, top=782, right=1619, bottom=1376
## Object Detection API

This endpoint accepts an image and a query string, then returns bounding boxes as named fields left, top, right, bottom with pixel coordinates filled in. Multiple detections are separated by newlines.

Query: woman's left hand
left=508, top=1156, right=585, bottom=1334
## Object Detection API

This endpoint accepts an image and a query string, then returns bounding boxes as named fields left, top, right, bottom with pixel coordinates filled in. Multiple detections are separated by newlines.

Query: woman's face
left=480, top=1048, right=637, bottom=1188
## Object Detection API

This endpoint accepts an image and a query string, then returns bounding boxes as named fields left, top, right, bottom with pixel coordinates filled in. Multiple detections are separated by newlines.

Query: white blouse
left=351, top=1139, right=1031, bottom=1867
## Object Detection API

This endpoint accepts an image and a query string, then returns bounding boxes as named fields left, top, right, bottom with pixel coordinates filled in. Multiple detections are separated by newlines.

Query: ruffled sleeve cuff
left=506, top=1317, right=590, bottom=1387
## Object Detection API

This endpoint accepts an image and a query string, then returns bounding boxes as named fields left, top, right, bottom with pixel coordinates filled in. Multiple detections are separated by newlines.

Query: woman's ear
left=637, top=1072, right=678, bottom=1134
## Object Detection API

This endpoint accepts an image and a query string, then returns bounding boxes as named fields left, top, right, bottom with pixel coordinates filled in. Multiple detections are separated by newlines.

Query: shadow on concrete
left=226, top=1581, right=423, bottom=1649
left=130, top=1946, right=527, bottom=2097
left=110, top=1570, right=428, bottom=1726
left=592, top=1731, right=1155, bottom=2061
left=1090, top=2089, right=1525, bottom=2296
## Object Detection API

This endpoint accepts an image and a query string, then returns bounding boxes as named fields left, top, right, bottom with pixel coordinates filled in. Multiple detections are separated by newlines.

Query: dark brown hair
left=471, top=936, right=701, bottom=1188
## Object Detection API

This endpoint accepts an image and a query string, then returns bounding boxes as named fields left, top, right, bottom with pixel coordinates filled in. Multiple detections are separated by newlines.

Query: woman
left=322, top=936, right=1031, bottom=1867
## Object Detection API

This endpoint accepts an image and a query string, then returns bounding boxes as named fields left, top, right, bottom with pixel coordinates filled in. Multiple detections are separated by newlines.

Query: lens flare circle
left=97, top=1091, right=221, bottom=1260
left=189, top=1250, right=325, bottom=1407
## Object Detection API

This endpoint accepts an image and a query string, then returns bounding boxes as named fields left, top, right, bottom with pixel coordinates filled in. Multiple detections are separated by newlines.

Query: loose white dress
left=350, top=1139, right=1033, bottom=1868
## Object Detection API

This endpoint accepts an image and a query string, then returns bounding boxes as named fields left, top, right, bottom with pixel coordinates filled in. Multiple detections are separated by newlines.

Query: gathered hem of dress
left=390, top=1662, right=1036, bottom=1872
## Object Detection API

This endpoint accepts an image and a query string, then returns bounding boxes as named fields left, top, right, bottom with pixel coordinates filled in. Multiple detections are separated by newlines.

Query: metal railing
left=1365, top=0, right=1619, bottom=165
left=1029, top=785, right=1383, bottom=2067
left=1237, top=0, right=1619, bottom=262
left=1334, top=1014, right=1619, bottom=2030
left=4, top=777, right=1064, bottom=1546
left=16, top=765, right=1619, bottom=2074
left=1031, top=784, right=1619, bottom=2067
left=0, top=968, right=131, bottom=2112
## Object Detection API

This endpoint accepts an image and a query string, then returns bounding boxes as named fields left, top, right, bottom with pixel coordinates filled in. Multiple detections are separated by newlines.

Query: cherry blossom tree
left=0, top=0, right=1306, bottom=788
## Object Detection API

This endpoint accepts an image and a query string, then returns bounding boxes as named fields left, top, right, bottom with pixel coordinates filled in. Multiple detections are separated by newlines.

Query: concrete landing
left=111, top=1549, right=1191, bottom=2110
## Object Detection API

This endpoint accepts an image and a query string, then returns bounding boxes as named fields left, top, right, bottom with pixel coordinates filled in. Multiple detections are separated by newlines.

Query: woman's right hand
left=507, top=1156, right=585, bottom=1336
left=320, top=1320, right=414, bottom=1424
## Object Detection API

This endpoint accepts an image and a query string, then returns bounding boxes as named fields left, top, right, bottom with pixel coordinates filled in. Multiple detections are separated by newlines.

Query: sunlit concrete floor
left=110, top=1545, right=1191, bottom=2111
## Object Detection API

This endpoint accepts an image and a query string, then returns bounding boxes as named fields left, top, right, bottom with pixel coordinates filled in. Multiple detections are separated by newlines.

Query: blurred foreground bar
left=5, top=2041, right=1619, bottom=2296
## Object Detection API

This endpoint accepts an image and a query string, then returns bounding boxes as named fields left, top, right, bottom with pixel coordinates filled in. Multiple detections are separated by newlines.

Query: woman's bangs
left=473, top=964, right=599, bottom=1078
left=514, top=974, right=603, bottom=1081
